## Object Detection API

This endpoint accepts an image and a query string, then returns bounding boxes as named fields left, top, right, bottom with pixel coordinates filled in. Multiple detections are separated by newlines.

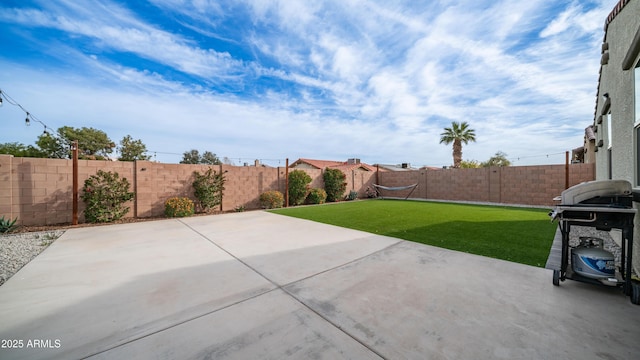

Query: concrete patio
left=0, top=211, right=639, bottom=359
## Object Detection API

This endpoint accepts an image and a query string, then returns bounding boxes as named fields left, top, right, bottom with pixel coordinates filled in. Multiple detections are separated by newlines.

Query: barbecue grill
left=549, top=179, right=640, bottom=304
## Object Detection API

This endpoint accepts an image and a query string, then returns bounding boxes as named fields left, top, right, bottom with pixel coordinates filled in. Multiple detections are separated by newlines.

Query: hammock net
left=372, top=183, right=418, bottom=199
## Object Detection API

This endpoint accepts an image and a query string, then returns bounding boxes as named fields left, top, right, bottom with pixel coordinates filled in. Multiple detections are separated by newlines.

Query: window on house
left=633, top=60, right=640, bottom=186
left=607, top=112, right=613, bottom=149
left=636, top=60, right=640, bottom=185
left=607, top=112, right=612, bottom=180
left=636, top=60, right=640, bottom=123
left=637, top=125, right=640, bottom=185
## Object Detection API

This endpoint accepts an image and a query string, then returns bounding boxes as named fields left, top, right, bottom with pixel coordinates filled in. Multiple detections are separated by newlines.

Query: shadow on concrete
left=386, top=219, right=556, bottom=267
left=1, top=215, right=639, bottom=360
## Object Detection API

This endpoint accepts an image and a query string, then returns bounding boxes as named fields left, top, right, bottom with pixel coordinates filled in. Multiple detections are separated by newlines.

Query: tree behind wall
left=181, top=149, right=221, bottom=164
left=439, top=121, right=476, bottom=168
left=0, top=142, right=46, bottom=158
left=36, top=126, right=115, bottom=159
left=118, top=135, right=151, bottom=161
left=481, top=151, right=511, bottom=167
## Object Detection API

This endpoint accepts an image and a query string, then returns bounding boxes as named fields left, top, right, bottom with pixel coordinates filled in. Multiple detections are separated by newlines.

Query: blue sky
left=0, top=0, right=619, bottom=166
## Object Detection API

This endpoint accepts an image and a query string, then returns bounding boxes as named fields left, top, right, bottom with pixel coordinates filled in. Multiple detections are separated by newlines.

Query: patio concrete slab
left=285, top=240, right=640, bottom=359
left=1, top=210, right=639, bottom=360
left=181, top=212, right=400, bottom=285
left=90, top=289, right=381, bottom=359
left=0, top=218, right=275, bottom=360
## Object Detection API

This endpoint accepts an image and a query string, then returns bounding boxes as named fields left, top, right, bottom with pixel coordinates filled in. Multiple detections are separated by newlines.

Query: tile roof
left=605, top=0, right=631, bottom=31
left=291, top=158, right=378, bottom=172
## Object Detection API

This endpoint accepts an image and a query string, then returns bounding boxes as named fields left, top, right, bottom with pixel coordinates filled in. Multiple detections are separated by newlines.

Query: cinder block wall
left=0, top=155, right=136, bottom=225
left=344, top=169, right=376, bottom=198
left=220, top=164, right=288, bottom=211
left=379, top=163, right=595, bottom=206
left=0, top=154, right=595, bottom=226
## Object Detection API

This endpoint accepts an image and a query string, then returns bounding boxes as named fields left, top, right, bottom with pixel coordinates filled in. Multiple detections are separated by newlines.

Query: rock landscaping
left=0, top=230, right=64, bottom=286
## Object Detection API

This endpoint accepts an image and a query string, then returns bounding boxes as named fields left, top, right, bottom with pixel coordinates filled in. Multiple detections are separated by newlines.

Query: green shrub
left=323, top=168, right=347, bottom=202
left=306, top=188, right=327, bottom=204
left=0, top=216, right=18, bottom=233
left=288, top=170, right=312, bottom=206
left=347, top=190, right=358, bottom=201
left=193, top=167, right=226, bottom=213
left=260, top=190, right=284, bottom=209
left=81, top=170, right=135, bottom=223
left=164, top=197, right=195, bottom=217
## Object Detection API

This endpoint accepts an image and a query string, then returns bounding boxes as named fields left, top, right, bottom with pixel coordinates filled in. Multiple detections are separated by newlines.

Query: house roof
left=291, top=158, right=378, bottom=172
left=605, top=0, right=631, bottom=31
left=376, top=164, right=417, bottom=171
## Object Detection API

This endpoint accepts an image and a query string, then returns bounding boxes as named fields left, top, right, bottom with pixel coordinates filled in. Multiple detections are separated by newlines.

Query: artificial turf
left=270, top=199, right=557, bottom=267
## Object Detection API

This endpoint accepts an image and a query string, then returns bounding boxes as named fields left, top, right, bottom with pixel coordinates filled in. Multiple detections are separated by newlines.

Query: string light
left=0, top=88, right=59, bottom=139
left=144, top=151, right=285, bottom=166
left=510, top=151, right=566, bottom=162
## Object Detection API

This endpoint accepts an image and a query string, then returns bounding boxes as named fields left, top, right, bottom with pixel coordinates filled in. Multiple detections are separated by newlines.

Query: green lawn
left=270, top=200, right=557, bottom=267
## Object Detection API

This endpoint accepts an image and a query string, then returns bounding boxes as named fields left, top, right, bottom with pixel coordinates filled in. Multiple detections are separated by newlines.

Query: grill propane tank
left=571, top=237, right=615, bottom=281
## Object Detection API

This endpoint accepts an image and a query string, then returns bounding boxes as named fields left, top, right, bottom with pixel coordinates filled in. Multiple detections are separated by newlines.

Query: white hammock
left=372, top=183, right=418, bottom=199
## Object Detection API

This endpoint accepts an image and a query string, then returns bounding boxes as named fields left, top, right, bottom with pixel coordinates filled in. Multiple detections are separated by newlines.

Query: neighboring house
left=290, top=158, right=378, bottom=172
left=583, top=125, right=597, bottom=164
left=573, top=125, right=596, bottom=164
left=377, top=163, right=417, bottom=171
left=592, top=0, right=640, bottom=272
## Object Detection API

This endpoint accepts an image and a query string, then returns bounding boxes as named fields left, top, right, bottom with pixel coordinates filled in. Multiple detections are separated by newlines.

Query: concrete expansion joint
left=281, top=238, right=404, bottom=288
left=177, top=219, right=399, bottom=359
left=84, top=288, right=278, bottom=358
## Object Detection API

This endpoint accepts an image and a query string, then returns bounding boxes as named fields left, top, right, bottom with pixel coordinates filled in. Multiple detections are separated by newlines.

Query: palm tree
left=439, top=121, right=476, bottom=168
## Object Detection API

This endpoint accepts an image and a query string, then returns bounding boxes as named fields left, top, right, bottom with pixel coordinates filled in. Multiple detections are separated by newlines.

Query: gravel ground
left=0, top=230, right=65, bottom=286
left=569, top=225, right=622, bottom=263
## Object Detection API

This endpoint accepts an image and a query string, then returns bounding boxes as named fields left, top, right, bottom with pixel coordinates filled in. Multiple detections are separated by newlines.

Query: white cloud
left=0, top=0, right=623, bottom=167
left=3, top=0, right=246, bottom=80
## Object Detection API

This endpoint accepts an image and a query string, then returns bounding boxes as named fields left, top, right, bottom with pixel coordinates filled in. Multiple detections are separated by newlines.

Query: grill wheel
left=632, top=282, right=640, bottom=305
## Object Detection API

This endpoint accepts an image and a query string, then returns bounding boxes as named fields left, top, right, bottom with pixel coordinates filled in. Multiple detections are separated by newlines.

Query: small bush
left=193, top=168, right=226, bottom=213
left=164, top=197, right=195, bottom=217
left=306, top=188, right=327, bottom=204
left=346, top=190, right=358, bottom=201
left=323, top=168, right=347, bottom=202
left=288, top=170, right=312, bottom=206
left=0, top=216, right=18, bottom=233
left=260, top=191, right=284, bottom=209
left=81, top=170, right=135, bottom=223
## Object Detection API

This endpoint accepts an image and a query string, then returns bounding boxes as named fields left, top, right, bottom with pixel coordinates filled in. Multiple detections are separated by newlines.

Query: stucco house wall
left=593, top=0, right=640, bottom=273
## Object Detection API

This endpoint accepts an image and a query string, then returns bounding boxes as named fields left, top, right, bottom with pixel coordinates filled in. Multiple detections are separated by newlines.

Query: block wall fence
left=377, top=163, right=595, bottom=205
left=0, top=154, right=594, bottom=226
